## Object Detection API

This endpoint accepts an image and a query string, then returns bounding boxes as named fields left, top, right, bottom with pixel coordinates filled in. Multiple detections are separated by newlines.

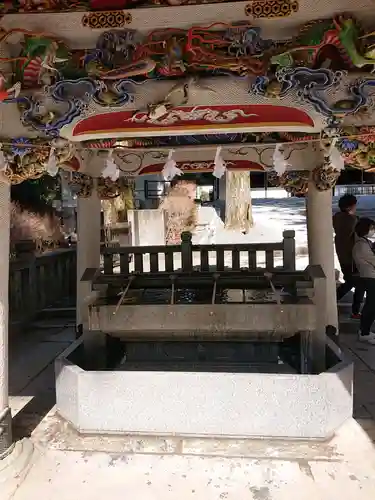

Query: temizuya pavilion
left=1, top=0, right=375, bottom=470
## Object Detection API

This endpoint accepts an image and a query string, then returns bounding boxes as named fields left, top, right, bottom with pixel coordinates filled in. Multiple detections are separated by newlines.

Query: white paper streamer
left=46, top=147, right=59, bottom=176
left=162, top=150, right=182, bottom=181
left=272, top=144, right=288, bottom=176
left=329, top=141, right=345, bottom=172
left=0, top=145, right=8, bottom=172
left=102, top=150, right=120, bottom=181
left=212, top=146, right=226, bottom=178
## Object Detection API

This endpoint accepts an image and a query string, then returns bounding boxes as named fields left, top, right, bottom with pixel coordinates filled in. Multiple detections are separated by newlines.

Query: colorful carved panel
left=334, top=126, right=375, bottom=170
left=68, top=172, right=93, bottom=197
left=2, top=15, right=375, bottom=83
left=252, top=68, right=375, bottom=126
left=268, top=170, right=309, bottom=196
left=1, top=14, right=375, bottom=140
left=64, top=105, right=315, bottom=140
left=6, top=15, right=375, bottom=89
left=0, top=137, right=76, bottom=184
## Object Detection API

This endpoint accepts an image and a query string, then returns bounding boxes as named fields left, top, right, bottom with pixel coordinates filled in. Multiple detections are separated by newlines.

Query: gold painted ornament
left=245, top=0, right=298, bottom=18
left=82, top=11, right=132, bottom=29
left=97, top=178, right=135, bottom=200
left=68, top=173, right=93, bottom=198
left=3, top=149, right=49, bottom=185
left=313, top=165, right=341, bottom=191
left=98, top=178, right=124, bottom=199
left=280, top=170, right=309, bottom=196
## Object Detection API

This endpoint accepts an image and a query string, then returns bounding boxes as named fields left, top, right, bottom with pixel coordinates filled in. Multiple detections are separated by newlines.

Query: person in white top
left=352, top=217, right=375, bottom=344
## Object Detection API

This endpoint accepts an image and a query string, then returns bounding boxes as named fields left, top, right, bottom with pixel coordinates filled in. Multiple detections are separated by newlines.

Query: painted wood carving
left=0, top=14, right=374, bottom=140
left=0, top=5, right=374, bottom=191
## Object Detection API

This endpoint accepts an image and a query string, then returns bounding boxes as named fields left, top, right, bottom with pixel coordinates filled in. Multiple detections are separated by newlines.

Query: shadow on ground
left=9, top=305, right=76, bottom=439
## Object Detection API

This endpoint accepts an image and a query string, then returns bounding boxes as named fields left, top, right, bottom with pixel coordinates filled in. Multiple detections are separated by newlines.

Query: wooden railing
left=9, top=248, right=77, bottom=332
left=101, top=230, right=296, bottom=275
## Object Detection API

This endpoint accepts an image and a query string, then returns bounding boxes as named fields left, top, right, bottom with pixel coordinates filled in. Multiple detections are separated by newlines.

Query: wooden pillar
left=0, top=181, right=11, bottom=455
left=76, top=185, right=101, bottom=357
left=307, top=177, right=338, bottom=334
left=225, top=171, right=253, bottom=232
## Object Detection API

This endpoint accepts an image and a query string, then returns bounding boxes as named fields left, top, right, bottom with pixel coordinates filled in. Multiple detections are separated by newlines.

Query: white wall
left=128, top=209, right=166, bottom=246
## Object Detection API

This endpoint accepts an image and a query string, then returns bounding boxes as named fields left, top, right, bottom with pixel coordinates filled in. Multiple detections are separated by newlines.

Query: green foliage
left=11, top=175, right=60, bottom=214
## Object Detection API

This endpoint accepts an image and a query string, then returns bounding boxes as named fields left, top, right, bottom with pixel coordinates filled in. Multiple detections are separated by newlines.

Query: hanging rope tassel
left=329, top=139, right=345, bottom=172
left=212, top=146, right=226, bottom=178
left=162, top=150, right=182, bottom=181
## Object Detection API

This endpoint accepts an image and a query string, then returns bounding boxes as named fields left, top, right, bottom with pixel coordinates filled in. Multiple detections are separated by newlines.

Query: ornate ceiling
left=1, top=0, right=375, bottom=184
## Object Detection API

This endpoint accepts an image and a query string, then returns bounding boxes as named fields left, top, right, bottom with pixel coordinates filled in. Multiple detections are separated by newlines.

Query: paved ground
left=9, top=312, right=76, bottom=441
left=2, top=301, right=375, bottom=499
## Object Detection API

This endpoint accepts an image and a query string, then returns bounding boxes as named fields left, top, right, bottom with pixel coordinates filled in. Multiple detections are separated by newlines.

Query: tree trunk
left=225, top=171, right=253, bottom=232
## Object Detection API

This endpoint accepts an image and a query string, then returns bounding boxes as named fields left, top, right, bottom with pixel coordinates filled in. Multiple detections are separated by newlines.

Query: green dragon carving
left=270, top=15, right=375, bottom=71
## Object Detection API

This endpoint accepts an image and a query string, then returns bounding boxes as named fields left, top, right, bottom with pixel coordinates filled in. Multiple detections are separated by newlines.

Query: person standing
left=353, top=218, right=375, bottom=343
left=333, top=194, right=364, bottom=318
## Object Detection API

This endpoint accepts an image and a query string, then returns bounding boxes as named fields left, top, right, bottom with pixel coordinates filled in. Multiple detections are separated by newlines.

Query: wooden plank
left=200, top=249, right=209, bottom=272
left=282, top=230, right=296, bottom=271
left=181, top=232, right=193, bottom=271
left=95, top=269, right=306, bottom=282
left=103, top=253, right=114, bottom=274
left=196, top=242, right=284, bottom=252
left=103, top=241, right=285, bottom=257
left=81, top=268, right=100, bottom=282
left=149, top=252, right=159, bottom=273
left=8, top=249, right=77, bottom=329
left=120, top=252, right=130, bottom=274
left=38, top=265, right=46, bottom=309
left=231, top=249, right=240, bottom=271
left=248, top=250, right=257, bottom=270
left=134, top=253, right=144, bottom=273
left=103, top=244, right=180, bottom=254
left=265, top=250, right=274, bottom=270
left=27, top=262, right=37, bottom=317
left=216, top=248, right=225, bottom=271
left=164, top=250, right=174, bottom=272
left=92, top=271, right=310, bottom=291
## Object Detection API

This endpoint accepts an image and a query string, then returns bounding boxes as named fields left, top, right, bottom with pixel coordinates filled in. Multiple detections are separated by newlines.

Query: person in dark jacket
left=333, top=194, right=364, bottom=318
left=353, top=218, right=375, bottom=343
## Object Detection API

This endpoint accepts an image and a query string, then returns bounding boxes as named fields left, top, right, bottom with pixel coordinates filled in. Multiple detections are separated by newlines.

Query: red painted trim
left=72, top=105, right=315, bottom=136
left=139, top=160, right=264, bottom=175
